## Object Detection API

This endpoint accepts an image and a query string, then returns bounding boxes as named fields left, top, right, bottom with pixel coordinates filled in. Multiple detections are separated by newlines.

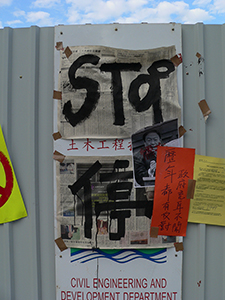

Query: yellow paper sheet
left=188, top=154, right=225, bottom=226
left=0, top=126, right=27, bottom=224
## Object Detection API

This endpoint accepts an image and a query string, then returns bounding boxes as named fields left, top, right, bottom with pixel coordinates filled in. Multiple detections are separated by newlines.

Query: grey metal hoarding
left=0, top=23, right=225, bottom=300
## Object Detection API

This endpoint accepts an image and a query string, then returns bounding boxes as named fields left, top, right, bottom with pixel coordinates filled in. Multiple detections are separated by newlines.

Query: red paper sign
left=151, top=146, right=195, bottom=236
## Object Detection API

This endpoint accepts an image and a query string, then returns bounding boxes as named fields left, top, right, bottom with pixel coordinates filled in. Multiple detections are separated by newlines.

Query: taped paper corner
left=53, top=132, right=62, bottom=141
left=174, top=242, right=184, bottom=252
left=55, top=237, right=68, bottom=252
left=187, top=179, right=196, bottom=199
left=170, top=54, right=182, bottom=67
left=198, top=100, right=211, bottom=121
left=53, top=90, right=62, bottom=100
left=64, top=46, right=72, bottom=58
left=150, top=227, right=159, bottom=238
left=179, top=125, right=186, bottom=138
left=55, top=41, right=64, bottom=51
left=53, top=150, right=65, bottom=163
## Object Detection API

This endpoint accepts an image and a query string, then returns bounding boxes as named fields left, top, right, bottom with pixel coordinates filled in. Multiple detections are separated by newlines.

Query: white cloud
left=66, top=0, right=151, bottom=23
left=6, top=19, right=23, bottom=25
left=127, top=0, right=149, bottom=10
left=1, top=0, right=219, bottom=28
left=13, top=10, right=26, bottom=17
left=0, top=0, right=12, bottom=6
left=26, top=11, right=53, bottom=26
left=182, top=8, right=213, bottom=23
left=193, top=0, right=225, bottom=14
left=11, top=9, right=54, bottom=27
left=193, top=0, right=211, bottom=6
left=0, top=21, right=3, bottom=28
left=65, top=0, right=213, bottom=24
left=211, top=0, right=225, bottom=13
left=66, top=0, right=119, bottom=23
left=123, top=1, right=213, bottom=24
left=32, top=0, right=61, bottom=8
left=66, top=0, right=97, bottom=11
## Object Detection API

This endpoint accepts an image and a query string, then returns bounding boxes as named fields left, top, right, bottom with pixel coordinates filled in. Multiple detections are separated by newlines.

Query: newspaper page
left=56, top=155, right=178, bottom=249
left=58, top=45, right=181, bottom=138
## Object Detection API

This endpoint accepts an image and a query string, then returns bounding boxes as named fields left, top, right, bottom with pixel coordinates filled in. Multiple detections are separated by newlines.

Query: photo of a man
left=132, top=119, right=179, bottom=187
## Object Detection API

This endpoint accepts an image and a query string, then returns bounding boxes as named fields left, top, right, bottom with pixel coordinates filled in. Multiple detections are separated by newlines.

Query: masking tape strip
left=170, top=54, right=182, bottom=67
left=198, top=99, right=211, bottom=117
left=53, top=150, right=66, bottom=163
left=179, top=125, right=187, bottom=138
left=64, top=46, right=72, bottom=58
left=55, top=237, right=68, bottom=252
left=150, top=226, right=159, bottom=238
left=55, top=41, right=64, bottom=50
left=174, top=242, right=184, bottom=252
left=53, top=90, right=62, bottom=100
left=187, top=179, right=196, bottom=199
left=53, top=132, right=62, bottom=141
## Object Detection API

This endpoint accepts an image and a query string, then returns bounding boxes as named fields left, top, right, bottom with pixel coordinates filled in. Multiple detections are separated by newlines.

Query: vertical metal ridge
left=1, top=26, right=15, bottom=300
left=27, top=25, right=42, bottom=300
left=194, top=23, right=206, bottom=300
left=194, top=23, right=206, bottom=156
left=220, top=24, right=225, bottom=300
left=221, top=24, right=225, bottom=154
left=37, top=26, right=55, bottom=300
left=0, top=27, right=12, bottom=137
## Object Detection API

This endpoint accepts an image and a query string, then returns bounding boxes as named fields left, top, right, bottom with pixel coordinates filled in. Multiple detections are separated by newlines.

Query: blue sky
left=0, top=0, right=225, bottom=28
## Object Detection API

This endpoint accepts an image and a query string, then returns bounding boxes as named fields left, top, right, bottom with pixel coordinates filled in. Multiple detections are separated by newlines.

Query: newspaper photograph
left=132, top=119, right=179, bottom=188
left=58, top=45, right=181, bottom=138
left=56, top=155, right=178, bottom=249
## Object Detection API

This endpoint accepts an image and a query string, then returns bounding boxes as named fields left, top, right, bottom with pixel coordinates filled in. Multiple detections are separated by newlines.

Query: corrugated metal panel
left=0, top=23, right=225, bottom=300
left=0, top=26, right=56, bottom=300
left=182, top=24, right=225, bottom=300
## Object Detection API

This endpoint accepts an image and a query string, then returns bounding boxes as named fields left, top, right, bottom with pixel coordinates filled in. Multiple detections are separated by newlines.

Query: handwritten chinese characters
left=151, top=146, right=195, bottom=236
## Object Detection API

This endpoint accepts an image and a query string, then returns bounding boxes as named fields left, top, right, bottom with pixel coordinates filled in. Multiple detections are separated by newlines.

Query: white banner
left=56, top=247, right=182, bottom=300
